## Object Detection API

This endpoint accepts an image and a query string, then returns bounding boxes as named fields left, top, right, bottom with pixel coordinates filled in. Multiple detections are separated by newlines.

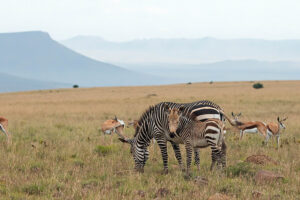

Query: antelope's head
left=277, top=117, right=288, bottom=130
left=231, top=112, right=242, bottom=124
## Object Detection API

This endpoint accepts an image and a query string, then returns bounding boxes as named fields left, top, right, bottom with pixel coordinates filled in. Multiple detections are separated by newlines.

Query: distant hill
left=0, top=31, right=164, bottom=88
left=62, top=36, right=300, bottom=64
left=121, top=60, right=300, bottom=83
left=0, top=72, right=69, bottom=93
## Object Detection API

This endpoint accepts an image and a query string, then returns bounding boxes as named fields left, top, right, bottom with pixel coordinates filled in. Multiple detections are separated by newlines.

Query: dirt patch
left=255, top=170, right=284, bottom=184
left=245, top=155, right=278, bottom=165
left=155, top=188, right=170, bottom=198
left=208, top=193, right=231, bottom=200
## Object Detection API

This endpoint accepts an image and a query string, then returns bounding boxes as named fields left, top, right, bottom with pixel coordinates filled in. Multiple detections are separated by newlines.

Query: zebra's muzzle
left=170, top=132, right=176, bottom=138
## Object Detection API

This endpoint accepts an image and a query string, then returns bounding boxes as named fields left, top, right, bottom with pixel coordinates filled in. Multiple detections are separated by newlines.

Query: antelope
left=223, top=112, right=287, bottom=148
left=127, top=120, right=139, bottom=130
left=101, top=116, right=125, bottom=138
left=0, top=116, right=11, bottom=144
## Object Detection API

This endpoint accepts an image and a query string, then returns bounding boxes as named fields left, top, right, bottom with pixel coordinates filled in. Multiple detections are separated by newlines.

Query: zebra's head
left=164, top=104, right=185, bottom=134
left=277, top=116, right=287, bottom=130
left=118, top=133, right=148, bottom=173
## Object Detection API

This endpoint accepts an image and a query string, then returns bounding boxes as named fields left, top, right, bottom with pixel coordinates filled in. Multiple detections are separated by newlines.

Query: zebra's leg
left=184, top=140, right=193, bottom=177
left=170, top=141, right=184, bottom=171
left=219, top=140, right=227, bottom=169
left=194, top=148, right=200, bottom=171
left=210, top=144, right=221, bottom=171
left=155, top=135, right=169, bottom=174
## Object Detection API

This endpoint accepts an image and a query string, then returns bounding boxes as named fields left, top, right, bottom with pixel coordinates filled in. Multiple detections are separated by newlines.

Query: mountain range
left=1, top=31, right=300, bottom=93
left=0, top=31, right=164, bottom=92
left=62, top=36, right=300, bottom=64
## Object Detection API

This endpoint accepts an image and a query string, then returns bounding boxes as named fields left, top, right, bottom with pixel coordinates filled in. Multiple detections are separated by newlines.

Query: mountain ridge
left=0, top=31, right=164, bottom=88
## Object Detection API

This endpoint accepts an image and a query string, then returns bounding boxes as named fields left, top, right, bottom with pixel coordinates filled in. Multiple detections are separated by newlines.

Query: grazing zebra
left=166, top=106, right=226, bottom=176
left=224, top=112, right=287, bottom=148
left=117, top=100, right=223, bottom=173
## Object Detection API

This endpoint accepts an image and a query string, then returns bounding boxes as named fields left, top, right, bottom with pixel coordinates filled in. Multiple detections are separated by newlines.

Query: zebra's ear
left=277, top=116, right=280, bottom=122
left=231, top=112, right=234, bottom=117
left=163, top=103, right=169, bottom=110
left=238, top=113, right=242, bottom=117
left=178, top=106, right=185, bottom=112
left=114, top=116, right=118, bottom=121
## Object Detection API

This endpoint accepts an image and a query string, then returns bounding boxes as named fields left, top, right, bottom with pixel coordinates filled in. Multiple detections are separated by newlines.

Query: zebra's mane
left=133, top=100, right=222, bottom=137
left=134, top=105, right=156, bottom=137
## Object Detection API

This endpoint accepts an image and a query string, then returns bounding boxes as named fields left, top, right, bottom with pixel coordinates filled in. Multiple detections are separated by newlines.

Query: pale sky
left=1, top=0, right=300, bottom=41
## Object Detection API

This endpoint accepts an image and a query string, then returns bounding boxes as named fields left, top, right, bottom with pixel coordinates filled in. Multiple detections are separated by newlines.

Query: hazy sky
left=1, top=0, right=300, bottom=41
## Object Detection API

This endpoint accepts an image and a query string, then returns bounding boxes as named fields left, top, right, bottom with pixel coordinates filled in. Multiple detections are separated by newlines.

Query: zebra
left=165, top=106, right=226, bottom=176
left=117, top=100, right=224, bottom=173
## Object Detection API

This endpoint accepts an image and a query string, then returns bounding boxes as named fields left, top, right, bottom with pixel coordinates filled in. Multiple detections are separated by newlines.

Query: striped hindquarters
left=204, top=120, right=223, bottom=148
left=191, top=105, right=223, bottom=122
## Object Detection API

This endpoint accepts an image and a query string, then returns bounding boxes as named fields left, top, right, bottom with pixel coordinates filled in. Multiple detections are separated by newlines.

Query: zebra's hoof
left=161, top=169, right=168, bottom=174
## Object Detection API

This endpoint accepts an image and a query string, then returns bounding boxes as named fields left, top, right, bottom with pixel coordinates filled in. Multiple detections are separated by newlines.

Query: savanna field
left=0, top=81, right=299, bottom=199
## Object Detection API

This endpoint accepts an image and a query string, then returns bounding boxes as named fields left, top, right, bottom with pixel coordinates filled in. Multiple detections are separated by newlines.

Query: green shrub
left=73, top=159, right=84, bottom=168
left=73, top=84, right=79, bottom=88
left=22, top=184, right=44, bottom=195
left=82, top=178, right=98, bottom=188
left=94, top=145, right=115, bottom=156
left=226, top=162, right=256, bottom=177
left=253, top=82, right=264, bottom=89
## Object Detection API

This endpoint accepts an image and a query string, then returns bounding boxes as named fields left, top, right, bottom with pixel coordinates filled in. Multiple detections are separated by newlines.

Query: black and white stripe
left=119, top=100, right=223, bottom=173
left=167, top=114, right=226, bottom=175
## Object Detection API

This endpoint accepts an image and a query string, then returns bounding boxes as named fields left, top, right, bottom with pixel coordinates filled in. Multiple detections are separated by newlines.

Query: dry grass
left=0, top=81, right=299, bottom=199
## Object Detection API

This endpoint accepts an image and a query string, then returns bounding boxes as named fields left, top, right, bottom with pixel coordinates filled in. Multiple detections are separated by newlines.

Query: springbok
left=127, top=120, right=139, bottom=130
left=101, top=116, right=125, bottom=138
left=0, top=116, right=11, bottom=144
left=223, top=112, right=287, bottom=148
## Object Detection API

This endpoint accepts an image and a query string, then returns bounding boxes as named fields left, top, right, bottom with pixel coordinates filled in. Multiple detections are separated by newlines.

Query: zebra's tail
left=220, top=111, right=236, bottom=127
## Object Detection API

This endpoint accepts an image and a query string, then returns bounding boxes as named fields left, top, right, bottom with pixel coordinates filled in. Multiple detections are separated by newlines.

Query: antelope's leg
left=276, top=135, right=280, bottom=149
left=265, top=133, right=271, bottom=146
left=239, top=130, right=244, bottom=140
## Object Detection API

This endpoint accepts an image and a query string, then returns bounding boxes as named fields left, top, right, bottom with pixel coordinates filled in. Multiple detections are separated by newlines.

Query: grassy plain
left=0, top=81, right=299, bottom=199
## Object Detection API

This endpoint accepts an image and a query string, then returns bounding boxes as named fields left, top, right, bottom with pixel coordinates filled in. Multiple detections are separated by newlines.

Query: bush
left=73, top=84, right=79, bottom=88
left=73, top=159, right=84, bottom=168
left=226, top=162, right=256, bottom=177
left=253, top=82, right=263, bottom=89
left=94, top=145, right=115, bottom=156
left=22, top=184, right=44, bottom=195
